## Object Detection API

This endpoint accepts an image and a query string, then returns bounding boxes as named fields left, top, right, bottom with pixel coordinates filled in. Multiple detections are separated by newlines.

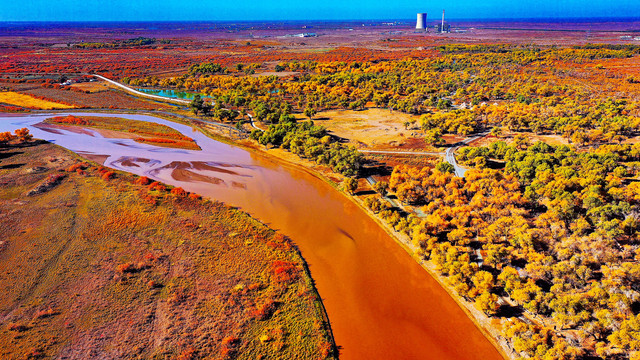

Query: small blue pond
left=137, top=88, right=209, bottom=100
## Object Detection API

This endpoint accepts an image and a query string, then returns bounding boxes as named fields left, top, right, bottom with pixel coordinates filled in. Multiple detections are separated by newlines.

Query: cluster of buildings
left=286, top=33, right=318, bottom=38
left=416, top=11, right=451, bottom=33
left=60, top=76, right=95, bottom=86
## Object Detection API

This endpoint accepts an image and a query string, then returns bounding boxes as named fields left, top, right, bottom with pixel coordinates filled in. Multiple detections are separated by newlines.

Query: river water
left=0, top=113, right=503, bottom=360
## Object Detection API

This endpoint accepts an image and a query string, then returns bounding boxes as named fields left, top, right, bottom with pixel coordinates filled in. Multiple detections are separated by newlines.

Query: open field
left=0, top=91, right=75, bottom=109
left=2, top=21, right=639, bottom=80
left=0, top=139, right=334, bottom=359
left=0, top=81, right=176, bottom=111
left=300, top=108, right=425, bottom=150
left=69, top=81, right=113, bottom=93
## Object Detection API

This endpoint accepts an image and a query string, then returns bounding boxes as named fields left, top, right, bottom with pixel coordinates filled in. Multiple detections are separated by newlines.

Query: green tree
left=372, top=181, right=389, bottom=196
left=343, top=178, right=358, bottom=194
left=424, top=128, right=444, bottom=146
left=435, top=161, right=455, bottom=174
left=304, top=106, right=317, bottom=119
left=190, top=94, right=204, bottom=115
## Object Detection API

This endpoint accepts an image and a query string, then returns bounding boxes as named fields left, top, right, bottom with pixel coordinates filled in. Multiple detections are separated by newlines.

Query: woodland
left=2, top=36, right=640, bottom=359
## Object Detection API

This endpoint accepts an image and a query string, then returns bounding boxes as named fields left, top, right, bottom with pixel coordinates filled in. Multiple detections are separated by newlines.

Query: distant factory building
left=416, top=13, right=427, bottom=30
left=435, top=10, right=451, bottom=33
left=435, top=23, right=451, bottom=33
left=286, top=33, right=318, bottom=38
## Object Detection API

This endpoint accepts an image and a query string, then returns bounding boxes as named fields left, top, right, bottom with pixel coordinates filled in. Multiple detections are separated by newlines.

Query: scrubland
left=0, top=136, right=334, bottom=359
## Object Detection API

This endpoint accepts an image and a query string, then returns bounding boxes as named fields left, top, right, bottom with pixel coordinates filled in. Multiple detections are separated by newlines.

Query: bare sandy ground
left=301, top=108, right=424, bottom=149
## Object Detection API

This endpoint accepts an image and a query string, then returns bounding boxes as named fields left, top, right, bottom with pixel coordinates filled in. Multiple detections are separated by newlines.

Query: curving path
left=90, top=74, right=191, bottom=105
left=445, top=132, right=489, bottom=177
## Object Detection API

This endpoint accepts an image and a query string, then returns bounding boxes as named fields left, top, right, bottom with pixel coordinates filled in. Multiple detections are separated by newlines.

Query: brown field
left=0, top=140, right=334, bottom=359
left=301, top=108, right=425, bottom=150
left=1, top=81, right=175, bottom=111
left=69, top=81, right=113, bottom=93
left=0, top=91, right=75, bottom=109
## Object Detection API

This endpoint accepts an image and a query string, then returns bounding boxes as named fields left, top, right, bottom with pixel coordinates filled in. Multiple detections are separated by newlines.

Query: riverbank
left=0, top=110, right=507, bottom=359
left=0, top=138, right=336, bottom=359
left=71, top=111, right=502, bottom=359
left=349, top=195, right=516, bottom=360
left=43, top=114, right=201, bottom=150
left=191, top=118, right=514, bottom=359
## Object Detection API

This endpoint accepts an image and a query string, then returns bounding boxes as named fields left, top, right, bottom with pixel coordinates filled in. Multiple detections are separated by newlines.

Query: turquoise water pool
left=137, top=88, right=209, bottom=100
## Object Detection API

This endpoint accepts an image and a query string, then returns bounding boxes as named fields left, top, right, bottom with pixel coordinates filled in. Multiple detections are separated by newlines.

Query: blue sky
left=1, top=0, right=639, bottom=21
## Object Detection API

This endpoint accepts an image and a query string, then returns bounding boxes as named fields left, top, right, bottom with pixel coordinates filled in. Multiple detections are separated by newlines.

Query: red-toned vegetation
left=266, top=233, right=292, bottom=250
left=49, top=115, right=91, bottom=126
left=143, top=253, right=159, bottom=262
left=26, top=173, right=66, bottom=196
left=1, top=128, right=33, bottom=144
left=170, top=187, right=188, bottom=197
left=176, top=347, right=196, bottom=360
left=135, top=176, right=151, bottom=185
left=128, top=129, right=194, bottom=142
left=7, top=323, right=29, bottom=332
left=0, top=131, right=16, bottom=143
left=220, top=336, right=240, bottom=358
left=95, top=167, right=116, bottom=180
left=33, top=308, right=58, bottom=320
left=147, top=181, right=166, bottom=192
left=101, top=171, right=115, bottom=180
left=116, top=262, right=137, bottom=274
left=14, top=128, right=33, bottom=142
left=271, top=260, right=300, bottom=284
left=116, top=260, right=151, bottom=275
left=252, top=299, right=278, bottom=321
left=66, top=162, right=89, bottom=172
left=0, top=105, right=30, bottom=112
left=135, top=137, right=176, bottom=144
left=24, top=348, right=45, bottom=360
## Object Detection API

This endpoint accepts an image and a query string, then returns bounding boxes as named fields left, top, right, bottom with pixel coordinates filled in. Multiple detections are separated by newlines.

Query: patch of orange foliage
left=49, top=115, right=91, bottom=126
left=271, top=260, right=299, bottom=284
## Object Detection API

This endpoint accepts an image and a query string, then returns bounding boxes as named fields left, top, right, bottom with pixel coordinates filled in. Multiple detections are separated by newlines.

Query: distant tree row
left=130, top=44, right=640, bottom=149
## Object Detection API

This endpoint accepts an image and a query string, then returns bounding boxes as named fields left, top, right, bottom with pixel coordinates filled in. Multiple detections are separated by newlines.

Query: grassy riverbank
left=192, top=117, right=512, bottom=359
left=43, top=114, right=201, bottom=150
left=349, top=192, right=515, bottom=360
left=6, top=107, right=508, bottom=358
left=0, top=139, right=335, bottom=359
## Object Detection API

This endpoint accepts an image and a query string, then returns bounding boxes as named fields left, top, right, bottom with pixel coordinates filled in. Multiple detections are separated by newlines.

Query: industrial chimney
left=416, top=13, right=427, bottom=30
left=441, top=10, right=445, bottom=33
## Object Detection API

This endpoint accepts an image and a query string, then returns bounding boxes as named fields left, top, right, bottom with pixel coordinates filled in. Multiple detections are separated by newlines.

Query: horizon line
left=1, top=16, right=640, bottom=23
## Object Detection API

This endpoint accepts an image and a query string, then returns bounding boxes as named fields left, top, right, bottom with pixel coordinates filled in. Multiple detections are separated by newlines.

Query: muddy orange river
left=0, top=113, right=503, bottom=360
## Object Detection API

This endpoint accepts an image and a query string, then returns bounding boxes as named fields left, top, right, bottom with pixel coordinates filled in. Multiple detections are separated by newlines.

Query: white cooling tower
left=416, top=13, right=427, bottom=30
